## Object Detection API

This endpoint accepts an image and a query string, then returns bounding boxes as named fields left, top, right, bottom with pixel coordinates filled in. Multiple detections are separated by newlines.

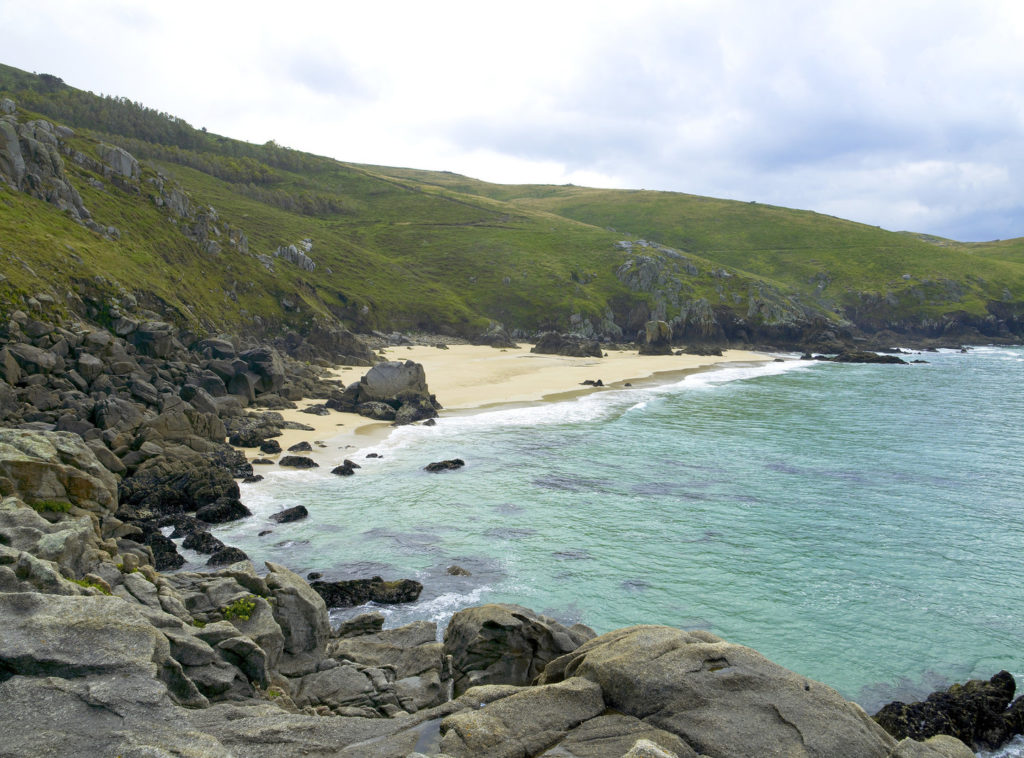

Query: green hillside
left=1, top=63, right=1021, bottom=346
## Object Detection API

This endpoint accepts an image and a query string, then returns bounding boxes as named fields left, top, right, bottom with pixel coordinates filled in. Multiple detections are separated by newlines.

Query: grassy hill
left=1, top=63, right=1021, bottom=346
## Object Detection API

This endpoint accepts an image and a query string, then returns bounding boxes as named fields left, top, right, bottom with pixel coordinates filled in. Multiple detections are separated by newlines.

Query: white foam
left=977, top=735, right=1024, bottom=758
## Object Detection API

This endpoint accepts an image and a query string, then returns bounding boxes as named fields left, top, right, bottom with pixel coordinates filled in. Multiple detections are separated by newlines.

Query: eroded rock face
left=638, top=320, right=673, bottom=355
left=443, top=603, right=596, bottom=696
left=360, top=360, right=429, bottom=402
left=536, top=625, right=898, bottom=758
left=0, top=429, right=119, bottom=514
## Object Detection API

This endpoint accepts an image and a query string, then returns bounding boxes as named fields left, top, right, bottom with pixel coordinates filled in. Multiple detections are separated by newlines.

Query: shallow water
left=215, top=346, right=1024, bottom=728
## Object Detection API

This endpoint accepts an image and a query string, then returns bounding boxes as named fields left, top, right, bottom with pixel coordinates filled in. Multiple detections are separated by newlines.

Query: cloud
left=1, top=0, right=1022, bottom=239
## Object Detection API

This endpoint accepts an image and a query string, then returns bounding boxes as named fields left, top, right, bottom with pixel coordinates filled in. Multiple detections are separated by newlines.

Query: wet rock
left=279, top=455, right=318, bottom=468
left=310, top=576, right=423, bottom=608
left=356, top=401, right=396, bottom=421
left=182, top=530, right=226, bottom=555
left=425, top=458, right=464, bottom=472
left=206, top=546, right=249, bottom=567
left=195, top=497, right=251, bottom=525
left=287, top=441, right=312, bottom=452
left=258, top=439, right=281, bottom=454
left=444, top=603, right=595, bottom=696
left=269, top=505, right=308, bottom=523
left=331, top=462, right=356, bottom=476
left=875, top=670, right=1024, bottom=750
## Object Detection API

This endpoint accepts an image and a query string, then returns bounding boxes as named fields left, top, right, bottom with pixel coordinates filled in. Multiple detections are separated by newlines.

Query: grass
left=1, top=63, right=1021, bottom=341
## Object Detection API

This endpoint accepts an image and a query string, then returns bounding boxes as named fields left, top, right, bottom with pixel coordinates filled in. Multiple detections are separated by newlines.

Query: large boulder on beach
left=443, top=603, right=596, bottom=696
left=359, top=360, right=429, bottom=401
left=536, top=624, right=899, bottom=758
left=531, top=332, right=603, bottom=358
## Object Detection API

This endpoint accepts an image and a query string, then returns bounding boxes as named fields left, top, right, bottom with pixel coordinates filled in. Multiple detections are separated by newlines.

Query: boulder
left=439, top=677, right=606, bottom=757
left=195, top=496, right=252, bottom=524
left=536, top=625, right=898, bottom=758
left=238, top=347, right=286, bottom=394
left=311, top=576, right=423, bottom=608
left=279, top=455, right=318, bottom=468
left=0, top=429, right=119, bottom=514
left=182, top=530, right=226, bottom=555
left=638, top=320, right=673, bottom=355
left=425, top=458, right=465, bottom=472
left=356, top=400, right=397, bottom=421
left=444, top=604, right=595, bottom=696
left=206, top=546, right=249, bottom=566
left=270, top=505, right=308, bottom=523
left=118, top=456, right=240, bottom=521
left=826, top=351, right=909, bottom=364
left=875, top=670, right=1024, bottom=750
left=531, top=332, right=603, bottom=358
left=359, top=360, right=429, bottom=402
left=265, top=561, right=331, bottom=675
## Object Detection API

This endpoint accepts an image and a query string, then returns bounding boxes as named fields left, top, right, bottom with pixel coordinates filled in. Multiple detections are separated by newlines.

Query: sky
left=2, top=0, right=1022, bottom=241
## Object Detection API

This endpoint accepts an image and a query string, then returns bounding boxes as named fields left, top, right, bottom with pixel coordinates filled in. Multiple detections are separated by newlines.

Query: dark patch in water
left=494, top=502, right=525, bottom=515
left=731, top=494, right=762, bottom=504
left=362, top=527, right=445, bottom=554
left=533, top=474, right=611, bottom=493
left=329, top=560, right=396, bottom=578
left=485, top=526, right=537, bottom=540
left=766, top=462, right=803, bottom=475
left=553, top=549, right=593, bottom=561
left=680, top=530, right=722, bottom=544
left=540, top=602, right=588, bottom=628
left=273, top=539, right=310, bottom=548
left=621, top=579, right=650, bottom=593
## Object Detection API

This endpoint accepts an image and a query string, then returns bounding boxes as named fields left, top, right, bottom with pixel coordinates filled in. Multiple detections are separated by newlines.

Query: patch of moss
left=69, top=577, right=111, bottom=595
left=30, top=499, right=71, bottom=513
left=221, top=595, right=257, bottom=622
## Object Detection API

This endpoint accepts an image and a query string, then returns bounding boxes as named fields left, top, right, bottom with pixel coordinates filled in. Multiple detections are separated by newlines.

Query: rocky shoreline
left=1, top=312, right=1022, bottom=756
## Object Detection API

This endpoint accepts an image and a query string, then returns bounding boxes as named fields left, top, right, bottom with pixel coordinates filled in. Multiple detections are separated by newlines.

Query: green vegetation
left=1, top=63, right=1021, bottom=342
left=221, top=595, right=257, bottom=622
left=69, top=576, right=111, bottom=595
left=29, top=499, right=71, bottom=513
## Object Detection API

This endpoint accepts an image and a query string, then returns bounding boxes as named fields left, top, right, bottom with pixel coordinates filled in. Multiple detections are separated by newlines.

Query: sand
left=256, top=344, right=774, bottom=465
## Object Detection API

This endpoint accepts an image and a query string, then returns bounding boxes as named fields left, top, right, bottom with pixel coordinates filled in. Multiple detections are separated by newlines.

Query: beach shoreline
left=256, top=344, right=780, bottom=464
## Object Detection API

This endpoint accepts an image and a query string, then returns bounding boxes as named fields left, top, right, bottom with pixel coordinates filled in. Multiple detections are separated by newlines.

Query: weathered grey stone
left=444, top=603, right=595, bottom=696
left=360, top=360, right=429, bottom=402
left=537, top=625, right=897, bottom=758
left=538, top=713, right=696, bottom=757
left=0, top=429, right=119, bottom=513
left=265, top=561, right=331, bottom=675
left=0, top=592, right=170, bottom=679
left=0, top=499, right=109, bottom=578
left=439, top=677, right=606, bottom=758
left=98, top=142, right=140, bottom=179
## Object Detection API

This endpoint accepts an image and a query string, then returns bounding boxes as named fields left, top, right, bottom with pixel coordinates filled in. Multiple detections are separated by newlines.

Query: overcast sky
left=2, top=0, right=1022, bottom=241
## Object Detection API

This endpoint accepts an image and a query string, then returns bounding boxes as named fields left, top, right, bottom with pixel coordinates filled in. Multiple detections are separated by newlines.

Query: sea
left=212, top=345, right=1024, bottom=755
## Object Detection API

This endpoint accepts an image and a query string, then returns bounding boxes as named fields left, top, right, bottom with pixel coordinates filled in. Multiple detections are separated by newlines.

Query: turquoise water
left=215, top=345, right=1024, bottom=715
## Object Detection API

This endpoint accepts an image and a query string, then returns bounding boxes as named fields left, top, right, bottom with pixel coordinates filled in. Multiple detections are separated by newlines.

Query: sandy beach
left=260, top=344, right=773, bottom=461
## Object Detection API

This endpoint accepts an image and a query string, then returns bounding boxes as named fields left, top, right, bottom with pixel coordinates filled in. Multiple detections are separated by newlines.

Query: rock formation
left=532, top=332, right=604, bottom=358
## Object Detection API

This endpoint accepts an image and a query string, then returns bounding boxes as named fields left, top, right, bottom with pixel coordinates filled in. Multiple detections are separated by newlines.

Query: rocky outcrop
left=310, top=576, right=423, bottom=608
left=443, top=603, right=596, bottom=696
left=534, top=625, right=920, bottom=758
left=0, top=429, right=119, bottom=514
left=335, top=360, right=441, bottom=425
left=471, top=323, right=518, bottom=348
left=531, top=332, right=603, bottom=358
left=638, top=320, right=673, bottom=355
left=425, top=458, right=465, bottom=472
left=875, top=670, right=1024, bottom=750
